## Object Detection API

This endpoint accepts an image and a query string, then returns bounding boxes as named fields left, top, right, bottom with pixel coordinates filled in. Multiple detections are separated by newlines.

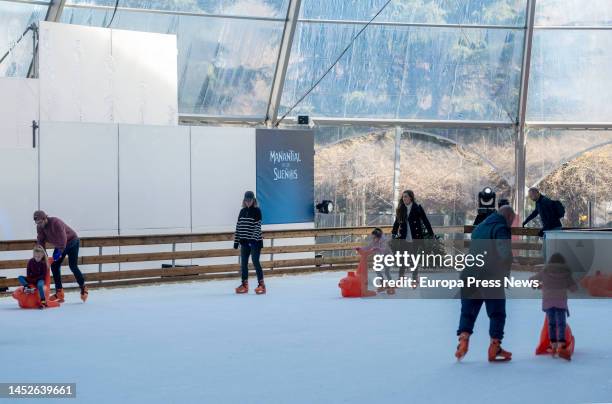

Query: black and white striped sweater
left=234, top=206, right=263, bottom=245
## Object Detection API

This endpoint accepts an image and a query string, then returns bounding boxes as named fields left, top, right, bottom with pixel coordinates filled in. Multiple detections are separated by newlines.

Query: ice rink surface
left=2, top=272, right=611, bottom=404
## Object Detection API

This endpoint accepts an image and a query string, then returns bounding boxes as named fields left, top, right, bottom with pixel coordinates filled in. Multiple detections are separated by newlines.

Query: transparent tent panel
left=60, top=6, right=284, bottom=116
left=526, top=129, right=612, bottom=228
left=280, top=22, right=523, bottom=121
left=0, top=1, right=49, bottom=77
left=535, top=0, right=612, bottom=26
left=527, top=30, right=612, bottom=122
left=300, top=0, right=527, bottom=26
left=314, top=126, right=515, bottom=228
left=400, top=127, right=515, bottom=226
left=64, top=0, right=290, bottom=18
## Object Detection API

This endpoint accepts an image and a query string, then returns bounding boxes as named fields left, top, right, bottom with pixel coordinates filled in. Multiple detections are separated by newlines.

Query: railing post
left=270, top=238, right=275, bottom=271
left=98, top=246, right=102, bottom=284
left=171, top=242, right=176, bottom=267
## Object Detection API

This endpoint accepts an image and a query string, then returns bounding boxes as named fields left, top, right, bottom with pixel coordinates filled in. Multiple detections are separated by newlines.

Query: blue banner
left=256, top=129, right=314, bottom=224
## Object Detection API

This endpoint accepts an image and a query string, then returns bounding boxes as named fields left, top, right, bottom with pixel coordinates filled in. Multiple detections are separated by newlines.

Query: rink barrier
left=0, top=225, right=543, bottom=293
left=0, top=239, right=542, bottom=270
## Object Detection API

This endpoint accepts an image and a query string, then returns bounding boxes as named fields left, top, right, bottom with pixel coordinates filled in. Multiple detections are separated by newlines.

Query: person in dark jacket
left=17, top=245, right=49, bottom=308
left=455, top=205, right=515, bottom=362
left=391, top=190, right=434, bottom=282
left=522, top=188, right=563, bottom=236
left=233, top=191, right=266, bottom=295
left=391, top=190, right=434, bottom=240
left=34, top=210, right=88, bottom=303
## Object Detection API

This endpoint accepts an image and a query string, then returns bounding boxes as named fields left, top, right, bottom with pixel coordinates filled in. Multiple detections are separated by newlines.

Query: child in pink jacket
left=530, top=253, right=578, bottom=359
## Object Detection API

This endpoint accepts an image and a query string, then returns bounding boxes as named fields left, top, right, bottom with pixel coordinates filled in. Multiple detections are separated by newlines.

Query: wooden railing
left=0, top=225, right=542, bottom=295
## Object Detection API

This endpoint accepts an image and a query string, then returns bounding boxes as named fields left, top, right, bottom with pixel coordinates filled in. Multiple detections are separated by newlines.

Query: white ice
left=1, top=272, right=611, bottom=404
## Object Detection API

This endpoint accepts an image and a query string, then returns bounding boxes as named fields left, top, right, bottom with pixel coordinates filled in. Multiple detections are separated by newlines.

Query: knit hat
left=244, top=191, right=255, bottom=200
left=33, top=210, right=48, bottom=221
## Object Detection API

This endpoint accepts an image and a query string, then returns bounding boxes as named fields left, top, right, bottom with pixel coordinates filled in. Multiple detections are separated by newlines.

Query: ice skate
left=49, top=289, right=65, bottom=303
left=551, top=342, right=558, bottom=358
left=455, top=332, right=470, bottom=361
left=80, top=286, right=89, bottom=302
left=557, top=342, right=572, bottom=361
left=488, top=339, right=512, bottom=362
left=235, top=280, right=249, bottom=294
left=254, top=280, right=266, bottom=295
left=39, top=299, right=47, bottom=309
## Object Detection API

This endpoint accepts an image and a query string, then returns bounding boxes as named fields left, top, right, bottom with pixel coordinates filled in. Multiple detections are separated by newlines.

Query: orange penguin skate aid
left=535, top=315, right=575, bottom=357
left=13, top=258, right=60, bottom=309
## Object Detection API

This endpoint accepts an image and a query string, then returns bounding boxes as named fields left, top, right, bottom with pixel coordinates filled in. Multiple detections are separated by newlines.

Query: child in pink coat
left=530, top=253, right=578, bottom=359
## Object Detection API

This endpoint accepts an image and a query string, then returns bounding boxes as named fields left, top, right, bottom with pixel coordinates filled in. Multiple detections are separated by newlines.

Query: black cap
left=244, top=191, right=255, bottom=200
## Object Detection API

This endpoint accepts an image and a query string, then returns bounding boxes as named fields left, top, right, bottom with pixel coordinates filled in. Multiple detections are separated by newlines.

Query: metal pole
left=514, top=0, right=537, bottom=221
left=265, top=0, right=302, bottom=126
left=392, top=127, right=402, bottom=210
left=44, top=0, right=67, bottom=22
left=31, top=25, right=38, bottom=78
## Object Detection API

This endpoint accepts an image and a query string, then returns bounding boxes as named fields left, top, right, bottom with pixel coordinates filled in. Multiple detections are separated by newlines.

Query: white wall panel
left=39, top=121, right=118, bottom=233
left=119, top=125, right=190, bottom=231
left=39, top=22, right=112, bottom=123
left=38, top=22, right=177, bottom=126
left=0, top=78, right=39, bottom=148
left=112, top=29, right=178, bottom=126
left=0, top=148, right=37, bottom=240
left=191, top=127, right=256, bottom=232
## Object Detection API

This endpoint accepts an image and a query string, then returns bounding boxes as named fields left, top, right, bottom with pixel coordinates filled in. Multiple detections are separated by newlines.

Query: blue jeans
left=458, top=299, right=506, bottom=340
left=240, top=242, right=264, bottom=282
left=18, top=276, right=45, bottom=301
left=546, top=307, right=567, bottom=343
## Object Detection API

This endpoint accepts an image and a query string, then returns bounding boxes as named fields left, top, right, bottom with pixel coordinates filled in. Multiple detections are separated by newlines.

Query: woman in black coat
left=391, top=190, right=434, bottom=282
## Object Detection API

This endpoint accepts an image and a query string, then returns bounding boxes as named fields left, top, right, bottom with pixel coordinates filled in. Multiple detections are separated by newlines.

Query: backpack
left=552, top=200, right=565, bottom=219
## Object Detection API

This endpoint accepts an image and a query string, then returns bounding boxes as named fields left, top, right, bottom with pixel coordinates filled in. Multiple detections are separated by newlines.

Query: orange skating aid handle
left=357, top=248, right=376, bottom=297
left=338, top=249, right=376, bottom=297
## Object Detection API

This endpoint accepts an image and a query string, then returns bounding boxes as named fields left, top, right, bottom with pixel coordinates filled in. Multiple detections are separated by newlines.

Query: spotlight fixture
left=478, top=187, right=496, bottom=208
left=316, top=200, right=334, bottom=214
left=473, top=187, right=497, bottom=226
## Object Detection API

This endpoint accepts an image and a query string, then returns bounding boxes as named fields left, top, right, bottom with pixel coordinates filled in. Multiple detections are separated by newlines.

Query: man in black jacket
left=522, top=188, right=563, bottom=236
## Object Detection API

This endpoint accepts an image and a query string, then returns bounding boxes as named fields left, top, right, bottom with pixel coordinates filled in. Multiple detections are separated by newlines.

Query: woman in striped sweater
left=233, top=191, right=265, bottom=294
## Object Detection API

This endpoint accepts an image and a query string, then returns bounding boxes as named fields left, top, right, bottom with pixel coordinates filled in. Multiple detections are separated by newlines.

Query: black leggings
left=240, top=242, right=264, bottom=282
left=51, top=239, right=86, bottom=289
left=395, top=241, right=419, bottom=280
